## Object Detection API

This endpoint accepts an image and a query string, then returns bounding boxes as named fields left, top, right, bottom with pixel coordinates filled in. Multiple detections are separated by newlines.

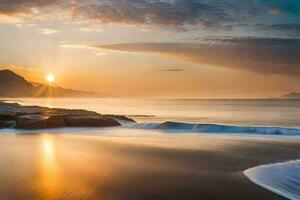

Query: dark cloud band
left=97, top=37, right=300, bottom=77
left=0, top=0, right=63, bottom=15
left=0, top=0, right=299, bottom=33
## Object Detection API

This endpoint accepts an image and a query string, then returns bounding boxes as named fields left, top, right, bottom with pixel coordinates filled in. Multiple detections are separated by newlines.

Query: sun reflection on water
left=43, top=138, right=54, bottom=158
left=38, top=135, right=60, bottom=200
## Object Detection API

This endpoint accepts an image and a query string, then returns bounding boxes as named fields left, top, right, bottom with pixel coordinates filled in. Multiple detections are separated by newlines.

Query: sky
left=0, top=0, right=300, bottom=98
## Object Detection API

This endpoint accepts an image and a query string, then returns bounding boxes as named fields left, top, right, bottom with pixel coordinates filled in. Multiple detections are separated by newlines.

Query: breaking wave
left=127, top=121, right=300, bottom=135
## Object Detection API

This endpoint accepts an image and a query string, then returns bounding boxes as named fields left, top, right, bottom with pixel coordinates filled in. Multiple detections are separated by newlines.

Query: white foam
left=244, top=160, right=300, bottom=200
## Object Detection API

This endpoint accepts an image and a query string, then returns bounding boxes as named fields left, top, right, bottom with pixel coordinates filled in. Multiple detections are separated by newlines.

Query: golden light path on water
left=33, top=132, right=237, bottom=199
left=39, top=136, right=58, bottom=199
left=36, top=134, right=115, bottom=200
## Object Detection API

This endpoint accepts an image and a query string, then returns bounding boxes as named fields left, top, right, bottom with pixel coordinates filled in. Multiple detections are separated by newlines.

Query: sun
left=46, top=74, right=55, bottom=83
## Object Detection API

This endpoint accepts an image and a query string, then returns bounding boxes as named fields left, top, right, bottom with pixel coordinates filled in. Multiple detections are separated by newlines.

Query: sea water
left=2, top=98, right=300, bottom=199
left=3, top=98, right=300, bottom=128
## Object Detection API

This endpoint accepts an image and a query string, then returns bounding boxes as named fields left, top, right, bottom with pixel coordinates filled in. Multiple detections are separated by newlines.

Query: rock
left=104, top=115, right=136, bottom=123
left=0, top=114, right=16, bottom=120
left=0, top=102, right=134, bottom=130
left=15, top=115, right=49, bottom=130
left=45, top=115, right=68, bottom=128
left=15, top=115, right=121, bottom=130
left=63, top=116, right=120, bottom=127
left=0, top=114, right=17, bottom=128
left=281, top=92, right=300, bottom=99
left=0, top=121, right=14, bottom=129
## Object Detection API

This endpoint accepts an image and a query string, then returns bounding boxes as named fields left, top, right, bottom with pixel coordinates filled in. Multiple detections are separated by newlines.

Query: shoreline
left=0, top=129, right=300, bottom=200
left=244, top=160, right=300, bottom=200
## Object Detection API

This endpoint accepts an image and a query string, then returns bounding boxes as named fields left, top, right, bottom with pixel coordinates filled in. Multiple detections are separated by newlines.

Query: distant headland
left=0, top=69, right=112, bottom=98
left=280, top=92, right=300, bottom=99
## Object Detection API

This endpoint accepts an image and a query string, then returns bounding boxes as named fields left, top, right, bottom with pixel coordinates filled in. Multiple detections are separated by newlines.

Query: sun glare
left=46, top=74, right=55, bottom=83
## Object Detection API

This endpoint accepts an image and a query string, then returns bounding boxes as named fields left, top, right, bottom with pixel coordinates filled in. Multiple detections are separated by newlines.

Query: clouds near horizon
left=96, top=38, right=300, bottom=77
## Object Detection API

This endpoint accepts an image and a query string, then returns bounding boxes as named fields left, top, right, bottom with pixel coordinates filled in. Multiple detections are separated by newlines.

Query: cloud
left=59, top=44, right=107, bottom=56
left=39, top=28, right=60, bottom=34
left=255, top=23, right=300, bottom=36
left=268, top=7, right=283, bottom=15
left=0, top=0, right=299, bottom=33
left=95, top=51, right=107, bottom=56
left=0, top=0, right=70, bottom=24
left=79, top=27, right=103, bottom=32
left=157, top=68, right=185, bottom=72
left=70, top=0, right=300, bottom=31
left=0, top=0, right=64, bottom=15
left=268, top=1, right=300, bottom=15
left=96, top=37, right=300, bottom=77
left=70, top=0, right=239, bottom=30
left=59, top=44, right=98, bottom=50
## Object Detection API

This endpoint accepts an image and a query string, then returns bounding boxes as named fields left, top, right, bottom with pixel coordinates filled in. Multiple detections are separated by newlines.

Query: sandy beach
left=1, top=129, right=300, bottom=200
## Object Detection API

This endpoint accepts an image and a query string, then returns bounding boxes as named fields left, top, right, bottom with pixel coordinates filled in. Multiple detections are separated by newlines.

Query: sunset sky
left=0, top=0, right=300, bottom=98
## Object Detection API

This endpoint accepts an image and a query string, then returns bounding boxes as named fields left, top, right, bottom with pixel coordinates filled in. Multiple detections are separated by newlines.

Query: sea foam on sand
left=244, top=160, right=300, bottom=200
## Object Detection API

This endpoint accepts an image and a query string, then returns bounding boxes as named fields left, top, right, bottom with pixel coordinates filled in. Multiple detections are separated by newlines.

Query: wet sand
left=0, top=129, right=300, bottom=200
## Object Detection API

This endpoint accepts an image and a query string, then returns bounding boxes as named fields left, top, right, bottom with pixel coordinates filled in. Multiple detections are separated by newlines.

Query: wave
left=127, top=121, right=300, bottom=135
left=244, top=160, right=300, bottom=200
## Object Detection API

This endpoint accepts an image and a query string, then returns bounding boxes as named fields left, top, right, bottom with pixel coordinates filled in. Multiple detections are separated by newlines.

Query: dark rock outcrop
left=0, top=102, right=135, bottom=130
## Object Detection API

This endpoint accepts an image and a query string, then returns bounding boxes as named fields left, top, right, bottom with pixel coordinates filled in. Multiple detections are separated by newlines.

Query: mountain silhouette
left=280, top=92, right=300, bottom=99
left=0, top=69, right=111, bottom=97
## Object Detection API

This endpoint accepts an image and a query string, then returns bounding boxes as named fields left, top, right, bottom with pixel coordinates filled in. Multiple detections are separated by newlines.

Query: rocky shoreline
left=0, top=102, right=135, bottom=130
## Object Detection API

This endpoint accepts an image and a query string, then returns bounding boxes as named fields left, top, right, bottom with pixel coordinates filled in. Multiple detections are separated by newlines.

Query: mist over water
left=4, top=98, right=300, bottom=128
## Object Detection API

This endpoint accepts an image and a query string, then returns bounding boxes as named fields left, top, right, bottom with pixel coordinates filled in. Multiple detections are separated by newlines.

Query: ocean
left=3, top=98, right=300, bottom=128
left=1, top=98, right=300, bottom=200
